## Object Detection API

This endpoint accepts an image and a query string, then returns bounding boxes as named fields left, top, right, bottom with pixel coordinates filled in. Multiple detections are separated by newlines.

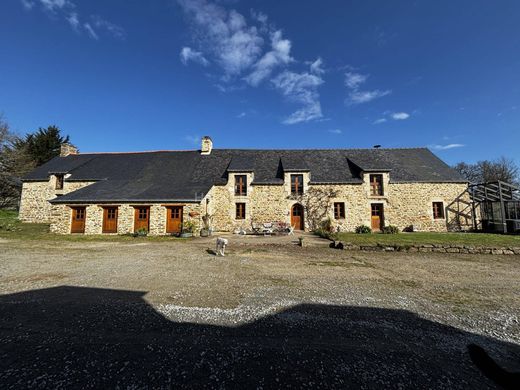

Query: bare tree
left=453, top=157, right=519, bottom=185
left=0, top=117, right=34, bottom=208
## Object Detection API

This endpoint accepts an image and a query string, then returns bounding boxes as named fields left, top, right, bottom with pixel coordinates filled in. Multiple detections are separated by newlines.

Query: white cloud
left=20, top=0, right=124, bottom=40
left=430, top=143, right=465, bottom=150
left=245, top=30, right=292, bottom=86
left=83, top=23, right=98, bottom=40
left=178, top=0, right=264, bottom=78
left=373, top=118, right=387, bottom=125
left=328, top=129, right=342, bottom=134
left=66, top=12, right=79, bottom=30
left=180, top=47, right=210, bottom=66
left=92, top=15, right=126, bottom=40
left=344, top=72, right=368, bottom=89
left=272, top=66, right=324, bottom=124
left=310, top=57, right=325, bottom=75
left=347, top=89, right=391, bottom=105
left=40, top=0, right=70, bottom=12
left=236, top=112, right=246, bottom=118
left=343, top=68, right=391, bottom=105
left=391, top=112, right=410, bottom=120
left=21, top=0, right=35, bottom=10
left=178, top=0, right=325, bottom=125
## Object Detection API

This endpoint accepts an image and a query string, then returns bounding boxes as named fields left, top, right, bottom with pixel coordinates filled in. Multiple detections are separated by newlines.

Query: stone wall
left=205, top=174, right=468, bottom=233
left=28, top=171, right=469, bottom=235
left=50, top=202, right=203, bottom=235
left=19, top=178, right=95, bottom=223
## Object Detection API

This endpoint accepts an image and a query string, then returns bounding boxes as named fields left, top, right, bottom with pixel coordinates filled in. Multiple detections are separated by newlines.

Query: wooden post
left=498, top=181, right=508, bottom=234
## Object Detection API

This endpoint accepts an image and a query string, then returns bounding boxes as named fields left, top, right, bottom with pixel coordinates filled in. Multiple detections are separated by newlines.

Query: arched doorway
left=291, top=204, right=304, bottom=230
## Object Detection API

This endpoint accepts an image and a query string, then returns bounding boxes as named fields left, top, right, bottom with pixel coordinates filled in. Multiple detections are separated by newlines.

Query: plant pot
left=180, top=232, right=193, bottom=238
left=200, top=229, right=209, bottom=237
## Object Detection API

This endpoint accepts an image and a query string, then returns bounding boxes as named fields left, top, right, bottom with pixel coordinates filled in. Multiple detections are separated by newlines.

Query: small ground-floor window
left=236, top=203, right=246, bottom=219
left=432, top=202, right=445, bottom=219
left=102, top=206, right=118, bottom=233
left=334, top=202, right=345, bottom=219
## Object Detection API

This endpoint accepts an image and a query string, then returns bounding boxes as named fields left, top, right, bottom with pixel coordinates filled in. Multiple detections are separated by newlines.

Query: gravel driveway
left=0, top=236, right=519, bottom=388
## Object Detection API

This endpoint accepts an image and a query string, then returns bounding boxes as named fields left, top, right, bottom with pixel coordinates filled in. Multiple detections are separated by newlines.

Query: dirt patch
left=0, top=237, right=519, bottom=387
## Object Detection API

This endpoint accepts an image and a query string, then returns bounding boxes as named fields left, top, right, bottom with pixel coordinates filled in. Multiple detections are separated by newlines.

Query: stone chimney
left=201, top=136, right=213, bottom=155
left=60, top=143, right=79, bottom=157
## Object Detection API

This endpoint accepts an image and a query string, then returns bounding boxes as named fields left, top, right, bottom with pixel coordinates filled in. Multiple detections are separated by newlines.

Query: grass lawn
left=335, top=231, right=520, bottom=248
left=0, top=209, right=187, bottom=242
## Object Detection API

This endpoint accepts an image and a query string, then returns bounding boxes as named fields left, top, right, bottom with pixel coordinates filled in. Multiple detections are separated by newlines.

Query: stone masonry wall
left=19, top=178, right=96, bottom=223
left=50, top=203, right=203, bottom=235
left=206, top=173, right=468, bottom=233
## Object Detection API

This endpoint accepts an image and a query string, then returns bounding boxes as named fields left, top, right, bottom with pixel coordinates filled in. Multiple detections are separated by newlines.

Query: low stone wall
left=337, top=242, right=520, bottom=255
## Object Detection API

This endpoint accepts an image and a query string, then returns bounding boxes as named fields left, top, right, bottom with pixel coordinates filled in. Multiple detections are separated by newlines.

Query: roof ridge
left=74, top=149, right=199, bottom=155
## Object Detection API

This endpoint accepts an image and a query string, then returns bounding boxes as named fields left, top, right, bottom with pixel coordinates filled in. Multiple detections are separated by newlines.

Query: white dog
left=216, top=237, right=228, bottom=256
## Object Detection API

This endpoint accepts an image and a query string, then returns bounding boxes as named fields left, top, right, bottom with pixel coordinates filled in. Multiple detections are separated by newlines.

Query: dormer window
left=370, top=174, right=383, bottom=196
left=235, top=175, right=247, bottom=196
left=291, top=174, right=304, bottom=195
left=55, top=175, right=64, bottom=190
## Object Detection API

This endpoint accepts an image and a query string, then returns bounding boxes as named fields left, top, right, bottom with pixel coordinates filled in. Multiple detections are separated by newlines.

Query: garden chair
left=262, top=222, right=274, bottom=236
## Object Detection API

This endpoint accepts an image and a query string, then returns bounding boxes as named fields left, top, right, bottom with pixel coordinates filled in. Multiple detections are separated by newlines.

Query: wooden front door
left=71, top=207, right=86, bottom=233
left=291, top=204, right=304, bottom=230
left=166, top=206, right=183, bottom=234
left=371, top=204, right=384, bottom=231
left=134, top=207, right=150, bottom=232
left=102, top=207, right=118, bottom=233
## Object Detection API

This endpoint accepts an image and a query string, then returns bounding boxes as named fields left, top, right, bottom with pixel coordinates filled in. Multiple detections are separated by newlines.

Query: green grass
left=334, top=231, right=520, bottom=248
left=0, top=209, right=187, bottom=242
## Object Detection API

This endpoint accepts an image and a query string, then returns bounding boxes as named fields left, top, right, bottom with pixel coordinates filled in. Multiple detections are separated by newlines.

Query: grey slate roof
left=22, top=148, right=466, bottom=204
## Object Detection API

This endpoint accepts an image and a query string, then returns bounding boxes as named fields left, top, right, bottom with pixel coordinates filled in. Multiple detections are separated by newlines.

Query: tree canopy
left=0, top=119, right=71, bottom=208
left=453, top=157, right=519, bottom=185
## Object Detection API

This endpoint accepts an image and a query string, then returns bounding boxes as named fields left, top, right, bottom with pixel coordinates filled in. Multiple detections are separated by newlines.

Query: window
left=291, top=174, right=304, bottom=195
left=234, top=175, right=247, bottom=196
left=370, top=174, right=384, bottom=196
left=137, top=208, right=148, bottom=220
left=55, top=175, right=64, bottom=190
left=75, top=207, right=85, bottom=220
left=236, top=203, right=246, bottom=219
left=432, top=202, right=445, bottom=219
left=334, top=202, right=345, bottom=219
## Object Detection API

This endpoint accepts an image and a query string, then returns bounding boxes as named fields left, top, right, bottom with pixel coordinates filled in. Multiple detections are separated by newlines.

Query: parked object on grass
left=216, top=237, right=228, bottom=256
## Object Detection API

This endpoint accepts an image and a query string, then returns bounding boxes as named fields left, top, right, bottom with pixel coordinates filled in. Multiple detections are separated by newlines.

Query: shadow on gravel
left=0, top=286, right=519, bottom=389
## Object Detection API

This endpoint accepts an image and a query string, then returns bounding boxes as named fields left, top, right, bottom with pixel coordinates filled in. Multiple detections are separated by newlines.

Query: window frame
left=235, top=202, right=246, bottom=220
left=55, top=174, right=64, bottom=190
left=333, top=202, right=346, bottom=219
left=432, top=202, right=445, bottom=220
left=234, top=175, right=247, bottom=196
left=290, top=174, right=304, bottom=195
left=369, top=174, right=384, bottom=196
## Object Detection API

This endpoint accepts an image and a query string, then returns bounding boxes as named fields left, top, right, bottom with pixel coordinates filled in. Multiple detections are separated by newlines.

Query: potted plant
left=180, top=220, right=196, bottom=238
left=200, top=213, right=213, bottom=237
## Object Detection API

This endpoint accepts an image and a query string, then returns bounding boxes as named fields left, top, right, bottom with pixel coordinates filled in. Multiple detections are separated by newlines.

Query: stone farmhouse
left=19, top=137, right=468, bottom=235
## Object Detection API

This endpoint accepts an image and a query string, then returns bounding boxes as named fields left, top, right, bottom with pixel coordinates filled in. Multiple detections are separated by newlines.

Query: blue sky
left=1, top=0, right=519, bottom=166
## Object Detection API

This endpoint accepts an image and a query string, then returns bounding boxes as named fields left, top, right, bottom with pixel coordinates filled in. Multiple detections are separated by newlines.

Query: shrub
left=355, top=225, right=372, bottom=234
left=314, top=218, right=337, bottom=240
left=181, top=220, right=196, bottom=233
left=382, top=225, right=400, bottom=234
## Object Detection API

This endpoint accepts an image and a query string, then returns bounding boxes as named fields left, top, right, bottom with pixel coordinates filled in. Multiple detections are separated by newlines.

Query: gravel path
left=0, top=236, right=519, bottom=388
